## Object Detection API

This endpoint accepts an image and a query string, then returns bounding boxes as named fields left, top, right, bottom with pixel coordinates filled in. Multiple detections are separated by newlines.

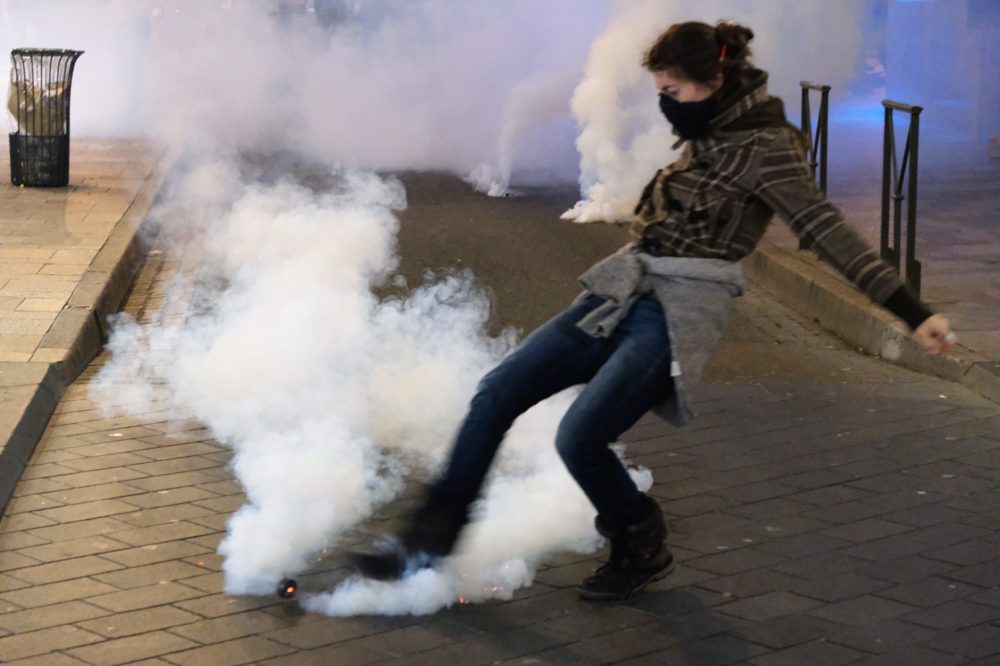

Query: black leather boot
left=579, top=496, right=675, bottom=601
left=351, top=487, right=471, bottom=581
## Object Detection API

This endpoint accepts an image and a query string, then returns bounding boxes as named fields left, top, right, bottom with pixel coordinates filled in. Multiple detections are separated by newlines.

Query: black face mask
left=659, top=94, right=717, bottom=140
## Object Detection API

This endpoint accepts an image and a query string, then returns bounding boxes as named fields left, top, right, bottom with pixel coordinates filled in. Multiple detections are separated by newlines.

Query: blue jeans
left=434, top=293, right=675, bottom=530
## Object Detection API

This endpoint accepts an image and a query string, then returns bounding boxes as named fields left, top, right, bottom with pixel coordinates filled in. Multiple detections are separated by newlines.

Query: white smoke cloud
left=89, top=157, right=653, bottom=613
left=1, top=0, right=606, bottom=188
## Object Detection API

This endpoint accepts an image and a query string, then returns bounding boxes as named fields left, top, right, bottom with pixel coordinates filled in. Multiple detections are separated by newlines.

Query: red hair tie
left=719, top=43, right=727, bottom=62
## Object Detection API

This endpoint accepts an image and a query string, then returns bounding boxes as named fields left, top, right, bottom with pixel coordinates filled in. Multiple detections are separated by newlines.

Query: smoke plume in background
left=0, top=0, right=606, bottom=190
left=4, top=0, right=871, bottom=205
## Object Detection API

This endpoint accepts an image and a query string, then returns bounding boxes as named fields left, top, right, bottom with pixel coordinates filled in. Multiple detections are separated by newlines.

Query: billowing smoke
left=91, top=157, right=651, bottom=614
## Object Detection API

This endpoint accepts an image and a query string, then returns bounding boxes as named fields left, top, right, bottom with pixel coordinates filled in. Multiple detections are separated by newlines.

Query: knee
left=555, top=412, right=593, bottom=467
left=467, top=367, right=518, bottom=424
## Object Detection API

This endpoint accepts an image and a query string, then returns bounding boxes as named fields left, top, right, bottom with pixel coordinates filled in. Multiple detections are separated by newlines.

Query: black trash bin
left=7, top=48, right=84, bottom=187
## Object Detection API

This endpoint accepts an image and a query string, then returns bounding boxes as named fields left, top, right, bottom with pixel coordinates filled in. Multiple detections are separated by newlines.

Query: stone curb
left=0, top=154, right=169, bottom=513
left=745, top=240, right=1000, bottom=406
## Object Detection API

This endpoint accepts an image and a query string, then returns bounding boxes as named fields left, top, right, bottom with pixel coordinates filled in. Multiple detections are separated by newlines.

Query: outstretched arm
left=755, top=128, right=955, bottom=355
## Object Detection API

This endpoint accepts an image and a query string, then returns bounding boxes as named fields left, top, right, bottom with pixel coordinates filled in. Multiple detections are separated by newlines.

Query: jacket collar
left=671, top=67, right=771, bottom=150
left=709, top=68, right=770, bottom=131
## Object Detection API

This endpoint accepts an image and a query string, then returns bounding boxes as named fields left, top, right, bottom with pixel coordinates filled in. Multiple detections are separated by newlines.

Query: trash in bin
left=7, top=48, right=83, bottom=187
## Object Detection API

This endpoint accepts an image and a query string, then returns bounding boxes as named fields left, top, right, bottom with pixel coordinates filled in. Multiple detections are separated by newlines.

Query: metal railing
left=799, top=81, right=831, bottom=250
left=880, top=100, right=923, bottom=295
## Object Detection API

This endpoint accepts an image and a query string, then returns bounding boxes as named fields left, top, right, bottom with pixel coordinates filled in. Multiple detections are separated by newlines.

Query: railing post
left=799, top=81, right=831, bottom=250
left=880, top=100, right=923, bottom=295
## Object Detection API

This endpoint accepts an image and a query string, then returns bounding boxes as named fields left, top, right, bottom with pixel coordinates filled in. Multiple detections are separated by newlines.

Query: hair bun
left=715, top=20, right=754, bottom=61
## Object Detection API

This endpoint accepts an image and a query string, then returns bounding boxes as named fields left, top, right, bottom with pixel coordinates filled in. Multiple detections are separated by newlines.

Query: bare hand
left=913, top=314, right=956, bottom=355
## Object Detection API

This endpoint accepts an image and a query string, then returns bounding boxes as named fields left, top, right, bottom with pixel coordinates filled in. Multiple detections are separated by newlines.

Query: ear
left=711, top=72, right=724, bottom=92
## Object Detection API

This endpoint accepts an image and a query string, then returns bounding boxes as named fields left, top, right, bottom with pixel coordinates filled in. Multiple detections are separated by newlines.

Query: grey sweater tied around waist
left=574, top=246, right=745, bottom=426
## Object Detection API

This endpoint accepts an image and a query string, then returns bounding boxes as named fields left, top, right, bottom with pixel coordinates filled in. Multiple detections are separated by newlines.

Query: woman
left=354, top=20, right=956, bottom=601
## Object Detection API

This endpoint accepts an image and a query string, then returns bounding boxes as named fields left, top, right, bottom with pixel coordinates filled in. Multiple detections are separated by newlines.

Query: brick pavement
left=0, top=230, right=998, bottom=664
left=0, top=138, right=165, bottom=512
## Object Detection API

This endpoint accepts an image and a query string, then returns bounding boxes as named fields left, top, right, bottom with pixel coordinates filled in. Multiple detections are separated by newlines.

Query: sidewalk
left=0, top=139, right=166, bottom=511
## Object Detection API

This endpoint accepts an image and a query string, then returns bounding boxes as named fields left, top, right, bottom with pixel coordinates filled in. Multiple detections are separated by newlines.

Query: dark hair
left=643, top=20, right=755, bottom=84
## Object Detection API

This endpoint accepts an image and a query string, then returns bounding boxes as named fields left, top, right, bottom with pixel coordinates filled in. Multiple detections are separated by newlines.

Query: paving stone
left=77, top=605, right=200, bottom=639
left=68, top=440, right=158, bottom=458
left=697, top=569, right=805, bottom=599
left=259, top=642, right=392, bottom=666
left=174, top=571, right=223, bottom=593
left=748, top=639, right=864, bottom=666
left=807, top=595, right=919, bottom=626
left=104, top=521, right=215, bottom=547
left=643, top=633, right=771, bottom=665
left=735, top=614, right=844, bottom=650
left=86, top=581, right=205, bottom=612
left=801, top=500, right=888, bottom=523
left=118, top=487, right=220, bottom=510
left=901, top=599, right=1000, bottom=631
left=841, top=535, right=938, bottom=562
left=162, top=636, right=295, bottom=666
left=924, top=539, right=1000, bottom=566
left=970, top=588, right=1000, bottom=608
left=828, top=618, right=938, bottom=655
left=100, top=541, right=211, bottom=568
left=787, top=572, right=892, bottom=603
left=2, top=494, right=65, bottom=515
left=0, top=513, right=57, bottom=532
left=538, top=604, right=655, bottom=638
left=0, top=599, right=109, bottom=633
left=686, top=549, right=787, bottom=576
left=874, top=576, right=981, bottom=607
left=0, top=624, right=103, bottom=661
left=60, top=452, right=156, bottom=473
left=51, top=468, right=149, bottom=489
left=40, top=483, right=146, bottom=505
left=67, top=631, right=199, bottom=666
left=944, top=561, right=1000, bottom=588
left=125, top=471, right=222, bottom=493
left=753, top=532, right=852, bottom=558
left=0, top=577, right=119, bottom=608
left=33, top=499, right=137, bottom=523
left=93, top=560, right=207, bottom=589
left=821, top=518, right=912, bottom=543
left=772, top=552, right=865, bottom=580
left=16, top=535, right=131, bottom=563
left=537, top=623, right=678, bottom=664
left=6, top=554, right=124, bottom=584
left=175, top=593, right=282, bottom=619
left=920, top=623, right=1000, bottom=660
left=851, top=645, right=966, bottom=665
left=715, top=590, right=822, bottom=622
left=25, top=517, right=134, bottom=542
left=353, top=621, right=489, bottom=657
left=3, top=654, right=92, bottom=666
left=0, top=550, right=40, bottom=571
left=858, top=555, right=957, bottom=584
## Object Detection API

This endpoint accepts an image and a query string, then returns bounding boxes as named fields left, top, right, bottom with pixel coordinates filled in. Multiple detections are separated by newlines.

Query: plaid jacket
left=633, top=70, right=904, bottom=304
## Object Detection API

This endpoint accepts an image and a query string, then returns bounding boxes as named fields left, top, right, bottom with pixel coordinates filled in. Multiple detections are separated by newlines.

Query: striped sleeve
left=755, top=128, right=904, bottom=304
